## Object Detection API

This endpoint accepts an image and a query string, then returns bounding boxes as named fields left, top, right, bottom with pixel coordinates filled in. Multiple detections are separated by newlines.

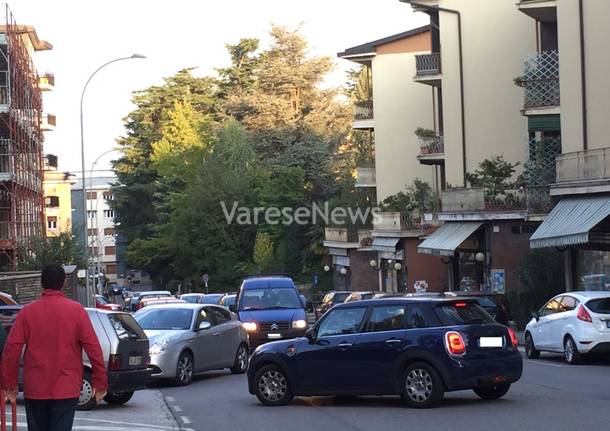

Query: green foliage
left=253, top=231, right=274, bottom=274
left=465, top=156, right=520, bottom=196
left=345, top=66, right=372, bottom=103
left=414, top=127, right=436, bottom=139
left=18, top=233, right=86, bottom=271
left=379, top=179, right=436, bottom=216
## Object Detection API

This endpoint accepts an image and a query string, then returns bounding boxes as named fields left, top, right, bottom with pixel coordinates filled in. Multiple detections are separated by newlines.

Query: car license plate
left=267, top=333, right=281, bottom=339
left=479, top=337, right=503, bottom=348
left=129, top=356, right=142, bottom=366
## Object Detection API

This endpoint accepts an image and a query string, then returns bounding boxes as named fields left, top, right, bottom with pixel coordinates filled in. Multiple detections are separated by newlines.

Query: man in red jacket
left=2, top=265, right=108, bottom=431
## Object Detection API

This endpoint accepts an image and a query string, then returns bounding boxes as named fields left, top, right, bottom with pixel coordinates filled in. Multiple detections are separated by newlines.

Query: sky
left=12, top=0, right=427, bottom=173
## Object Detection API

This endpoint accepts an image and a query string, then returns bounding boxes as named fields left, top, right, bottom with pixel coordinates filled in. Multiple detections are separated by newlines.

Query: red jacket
left=1, top=290, right=108, bottom=399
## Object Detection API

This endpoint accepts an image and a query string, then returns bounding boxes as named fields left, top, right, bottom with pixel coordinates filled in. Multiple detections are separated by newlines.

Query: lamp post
left=80, top=54, right=145, bottom=307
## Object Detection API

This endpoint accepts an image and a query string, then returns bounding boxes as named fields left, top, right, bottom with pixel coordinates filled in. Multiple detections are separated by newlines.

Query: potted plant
left=414, top=127, right=438, bottom=154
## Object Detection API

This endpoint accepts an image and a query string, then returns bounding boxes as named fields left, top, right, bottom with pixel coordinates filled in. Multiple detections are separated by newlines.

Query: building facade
left=43, top=155, right=75, bottom=237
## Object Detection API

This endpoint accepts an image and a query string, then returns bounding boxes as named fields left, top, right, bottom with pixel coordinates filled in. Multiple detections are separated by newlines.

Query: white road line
left=180, top=416, right=192, bottom=425
left=173, top=405, right=182, bottom=412
left=13, top=412, right=176, bottom=430
left=165, top=396, right=176, bottom=402
left=524, top=359, right=565, bottom=368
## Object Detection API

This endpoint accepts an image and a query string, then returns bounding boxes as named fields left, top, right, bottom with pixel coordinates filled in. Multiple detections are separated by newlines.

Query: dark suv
left=247, top=297, right=522, bottom=408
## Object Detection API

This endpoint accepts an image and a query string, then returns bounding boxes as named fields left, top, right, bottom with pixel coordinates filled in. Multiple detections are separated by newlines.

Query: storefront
left=371, top=238, right=406, bottom=293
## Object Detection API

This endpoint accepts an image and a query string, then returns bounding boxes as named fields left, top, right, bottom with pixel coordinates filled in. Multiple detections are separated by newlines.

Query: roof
left=563, top=291, right=610, bottom=300
left=337, top=25, right=430, bottom=58
left=0, top=25, right=53, bottom=51
left=71, top=176, right=117, bottom=190
left=335, top=297, right=478, bottom=308
left=241, top=276, right=296, bottom=289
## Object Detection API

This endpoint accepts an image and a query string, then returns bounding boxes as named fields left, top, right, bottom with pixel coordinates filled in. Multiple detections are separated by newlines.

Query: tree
left=18, top=233, right=86, bottom=271
left=253, top=231, right=273, bottom=274
left=379, top=179, right=436, bottom=216
left=465, top=156, right=520, bottom=196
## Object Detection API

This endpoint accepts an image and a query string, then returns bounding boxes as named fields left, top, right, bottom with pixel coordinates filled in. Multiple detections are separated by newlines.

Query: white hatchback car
left=525, top=291, right=610, bottom=364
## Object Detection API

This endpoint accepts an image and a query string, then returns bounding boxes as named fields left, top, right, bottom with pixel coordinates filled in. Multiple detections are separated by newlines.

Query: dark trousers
left=24, top=398, right=78, bottom=431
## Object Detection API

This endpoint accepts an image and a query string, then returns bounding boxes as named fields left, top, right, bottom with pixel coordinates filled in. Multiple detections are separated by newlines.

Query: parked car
left=373, top=293, right=405, bottom=299
left=134, top=303, right=249, bottom=386
left=237, top=276, right=308, bottom=349
left=443, top=292, right=515, bottom=328
left=525, top=291, right=610, bottom=364
left=0, top=305, right=22, bottom=334
left=95, top=295, right=121, bottom=311
left=248, top=297, right=521, bottom=407
left=0, top=292, right=18, bottom=305
left=179, top=293, right=226, bottom=304
left=139, top=297, right=186, bottom=310
left=315, top=291, right=350, bottom=316
left=219, top=294, right=237, bottom=311
left=128, top=291, right=172, bottom=312
left=344, top=291, right=374, bottom=303
left=109, top=284, right=123, bottom=296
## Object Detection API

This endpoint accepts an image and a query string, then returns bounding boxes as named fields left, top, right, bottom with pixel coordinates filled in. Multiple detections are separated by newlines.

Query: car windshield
left=135, top=308, right=193, bottom=330
left=222, top=295, right=236, bottom=306
left=182, top=295, right=201, bottom=304
left=202, top=294, right=224, bottom=304
left=332, top=293, right=350, bottom=303
left=435, top=302, right=495, bottom=325
left=240, top=288, right=302, bottom=310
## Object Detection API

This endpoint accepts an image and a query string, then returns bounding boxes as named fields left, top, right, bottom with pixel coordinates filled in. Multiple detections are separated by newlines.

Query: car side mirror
left=197, top=321, right=212, bottom=331
left=305, top=328, right=317, bottom=343
left=531, top=311, right=540, bottom=321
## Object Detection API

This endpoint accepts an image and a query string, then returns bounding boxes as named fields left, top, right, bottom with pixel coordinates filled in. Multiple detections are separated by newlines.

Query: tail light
left=454, top=302, right=468, bottom=308
left=445, top=331, right=466, bottom=356
left=508, top=328, right=518, bottom=348
left=108, top=354, right=122, bottom=371
left=577, top=305, right=592, bottom=323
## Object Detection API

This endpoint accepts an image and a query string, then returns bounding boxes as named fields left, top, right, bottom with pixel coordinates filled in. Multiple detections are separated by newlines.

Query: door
left=535, top=296, right=563, bottom=349
left=546, top=296, right=579, bottom=351
left=350, top=304, right=407, bottom=393
left=295, top=306, right=367, bottom=393
left=193, top=306, right=221, bottom=371
left=207, top=306, right=239, bottom=367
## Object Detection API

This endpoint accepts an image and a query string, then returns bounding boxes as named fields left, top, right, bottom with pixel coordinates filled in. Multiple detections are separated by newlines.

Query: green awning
left=417, top=222, right=483, bottom=257
left=530, top=196, right=610, bottom=248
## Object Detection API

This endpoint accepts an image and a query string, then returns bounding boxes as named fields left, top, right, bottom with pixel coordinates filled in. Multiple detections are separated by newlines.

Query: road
left=157, top=350, right=610, bottom=431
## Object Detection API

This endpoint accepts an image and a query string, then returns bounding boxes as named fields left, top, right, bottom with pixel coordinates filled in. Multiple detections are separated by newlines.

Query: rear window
left=435, top=302, right=495, bottom=326
left=108, top=313, right=146, bottom=340
left=475, top=297, right=498, bottom=309
left=586, top=298, right=610, bottom=314
left=332, top=293, right=350, bottom=303
left=182, top=295, right=200, bottom=304
left=361, top=293, right=373, bottom=300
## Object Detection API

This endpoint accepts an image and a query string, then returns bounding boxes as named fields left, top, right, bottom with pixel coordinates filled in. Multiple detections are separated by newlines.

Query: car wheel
left=77, top=370, right=97, bottom=411
left=230, top=343, right=249, bottom=374
left=564, top=335, right=583, bottom=365
left=174, top=351, right=194, bottom=386
left=525, top=332, right=540, bottom=359
left=473, top=383, right=511, bottom=400
left=103, top=391, right=134, bottom=405
left=400, top=362, right=444, bottom=408
left=254, top=364, right=293, bottom=406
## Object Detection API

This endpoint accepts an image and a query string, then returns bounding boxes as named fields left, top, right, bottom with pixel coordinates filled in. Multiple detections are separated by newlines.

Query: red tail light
left=577, top=305, right=592, bottom=323
left=108, top=354, right=122, bottom=371
left=454, top=302, right=467, bottom=308
left=445, top=331, right=466, bottom=355
left=508, top=328, right=518, bottom=348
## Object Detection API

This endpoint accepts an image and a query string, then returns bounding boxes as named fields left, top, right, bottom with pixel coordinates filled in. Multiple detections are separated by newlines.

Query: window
left=435, top=302, right=495, bottom=326
left=46, top=216, right=57, bottom=230
left=45, top=196, right=59, bottom=208
left=559, top=296, right=579, bottom=312
left=195, top=308, right=212, bottom=328
left=586, top=298, right=610, bottom=314
left=87, top=228, right=97, bottom=236
left=104, top=246, right=116, bottom=256
left=317, top=307, right=366, bottom=337
left=88, top=247, right=98, bottom=256
left=87, top=210, right=96, bottom=220
left=104, top=228, right=115, bottom=236
left=105, top=264, right=117, bottom=275
left=103, top=191, right=113, bottom=200
left=108, top=314, right=146, bottom=340
left=86, top=191, right=97, bottom=200
left=208, top=306, right=231, bottom=325
left=239, top=288, right=302, bottom=310
left=540, top=297, right=563, bottom=316
left=103, top=209, right=114, bottom=219
left=367, top=305, right=405, bottom=332
left=405, top=304, right=438, bottom=329
left=135, top=308, right=193, bottom=330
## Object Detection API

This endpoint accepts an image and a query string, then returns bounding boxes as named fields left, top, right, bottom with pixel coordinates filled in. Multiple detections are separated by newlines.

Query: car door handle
left=385, top=339, right=403, bottom=344
left=213, top=332, right=221, bottom=336
left=338, top=342, right=352, bottom=348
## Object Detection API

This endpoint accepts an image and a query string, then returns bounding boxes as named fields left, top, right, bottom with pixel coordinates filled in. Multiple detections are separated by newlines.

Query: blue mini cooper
left=247, top=297, right=522, bottom=408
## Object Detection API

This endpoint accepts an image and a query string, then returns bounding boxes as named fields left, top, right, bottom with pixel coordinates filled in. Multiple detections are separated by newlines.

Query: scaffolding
left=0, top=4, right=46, bottom=269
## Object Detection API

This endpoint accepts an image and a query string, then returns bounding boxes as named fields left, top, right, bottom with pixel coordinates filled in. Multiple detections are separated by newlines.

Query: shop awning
left=530, top=196, right=610, bottom=248
left=371, top=237, right=400, bottom=252
left=417, top=222, right=483, bottom=257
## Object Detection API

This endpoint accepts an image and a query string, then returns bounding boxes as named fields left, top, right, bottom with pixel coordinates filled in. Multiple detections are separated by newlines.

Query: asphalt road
left=158, top=350, right=610, bottom=431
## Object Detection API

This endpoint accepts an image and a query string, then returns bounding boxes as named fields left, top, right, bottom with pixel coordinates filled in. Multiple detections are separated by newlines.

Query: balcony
left=552, top=147, right=610, bottom=196
left=41, top=113, right=56, bottom=131
left=323, top=227, right=361, bottom=249
left=355, top=167, right=376, bottom=188
left=414, top=53, right=441, bottom=86
left=520, top=50, right=560, bottom=114
left=517, top=0, right=557, bottom=22
left=440, top=188, right=527, bottom=220
left=417, top=135, right=444, bottom=165
left=0, top=139, right=14, bottom=179
left=373, top=212, right=424, bottom=237
left=353, top=100, right=374, bottom=129
left=38, top=73, right=55, bottom=91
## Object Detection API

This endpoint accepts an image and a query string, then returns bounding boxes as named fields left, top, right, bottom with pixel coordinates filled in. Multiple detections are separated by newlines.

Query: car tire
left=564, top=335, right=583, bottom=365
left=253, top=364, right=293, bottom=406
left=400, top=362, right=444, bottom=408
left=103, top=391, right=134, bottom=405
left=230, top=343, right=249, bottom=374
left=473, top=383, right=511, bottom=400
left=525, top=332, right=540, bottom=359
left=174, top=351, right=194, bottom=386
left=77, top=370, right=97, bottom=411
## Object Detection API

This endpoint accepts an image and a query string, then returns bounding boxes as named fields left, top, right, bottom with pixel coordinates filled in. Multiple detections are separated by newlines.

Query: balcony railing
left=556, top=147, right=610, bottom=184
left=521, top=50, right=559, bottom=110
left=355, top=167, right=376, bottom=187
left=442, top=188, right=526, bottom=212
left=374, top=212, right=422, bottom=232
left=415, top=53, right=441, bottom=76
left=354, top=100, right=373, bottom=121
left=324, top=227, right=359, bottom=243
left=419, top=135, right=444, bottom=156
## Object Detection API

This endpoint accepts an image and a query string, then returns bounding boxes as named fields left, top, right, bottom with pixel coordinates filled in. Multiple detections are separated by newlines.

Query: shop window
left=578, top=250, right=610, bottom=291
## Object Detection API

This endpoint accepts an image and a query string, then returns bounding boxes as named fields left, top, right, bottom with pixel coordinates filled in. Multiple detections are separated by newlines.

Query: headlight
left=149, top=339, right=168, bottom=355
left=242, top=322, right=258, bottom=332
left=292, top=319, right=307, bottom=329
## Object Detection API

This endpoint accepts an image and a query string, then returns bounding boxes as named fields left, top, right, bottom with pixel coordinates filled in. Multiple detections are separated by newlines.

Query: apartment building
left=0, top=4, right=52, bottom=268
left=43, top=155, right=75, bottom=237
left=519, top=0, right=610, bottom=292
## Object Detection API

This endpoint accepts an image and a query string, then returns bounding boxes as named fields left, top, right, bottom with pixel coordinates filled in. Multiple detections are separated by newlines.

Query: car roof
left=181, top=293, right=204, bottom=296
left=334, top=296, right=478, bottom=309
left=140, top=290, right=171, bottom=295
left=564, top=291, right=610, bottom=299
left=241, top=276, right=295, bottom=289
left=140, top=303, right=205, bottom=310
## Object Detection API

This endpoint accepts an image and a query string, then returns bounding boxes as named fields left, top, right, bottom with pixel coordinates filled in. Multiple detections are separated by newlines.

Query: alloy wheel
left=564, top=338, right=575, bottom=363
left=237, top=346, right=248, bottom=372
left=177, top=354, right=193, bottom=384
left=405, top=368, right=433, bottom=402
left=258, top=370, right=288, bottom=402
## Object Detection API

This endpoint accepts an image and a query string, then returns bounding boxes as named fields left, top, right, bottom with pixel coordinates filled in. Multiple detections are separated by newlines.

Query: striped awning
left=417, top=222, right=483, bottom=257
left=530, top=196, right=610, bottom=248
left=372, top=237, right=400, bottom=252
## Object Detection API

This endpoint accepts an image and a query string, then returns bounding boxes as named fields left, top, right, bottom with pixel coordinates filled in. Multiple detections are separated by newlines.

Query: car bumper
left=108, top=368, right=152, bottom=393
left=248, top=329, right=307, bottom=349
left=444, top=351, right=523, bottom=391
left=148, top=350, right=181, bottom=379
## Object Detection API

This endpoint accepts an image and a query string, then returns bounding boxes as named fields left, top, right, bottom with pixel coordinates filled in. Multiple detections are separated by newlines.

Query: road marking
left=173, top=406, right=182, bottom=412
left=165, top=396, right=176, bottom=402
left=180, top=416, right=192, bottom=425
left=524, top=359, right=566, bottom=368
left=13, top=412, right=176, bottom=430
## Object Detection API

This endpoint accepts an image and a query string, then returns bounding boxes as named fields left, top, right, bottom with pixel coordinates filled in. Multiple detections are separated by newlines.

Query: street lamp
left=80, top=54, right=145, bottom=306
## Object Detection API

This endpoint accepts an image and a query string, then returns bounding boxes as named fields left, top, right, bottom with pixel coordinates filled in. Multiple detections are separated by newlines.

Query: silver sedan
left=134, top=303, right=249, bottom=386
